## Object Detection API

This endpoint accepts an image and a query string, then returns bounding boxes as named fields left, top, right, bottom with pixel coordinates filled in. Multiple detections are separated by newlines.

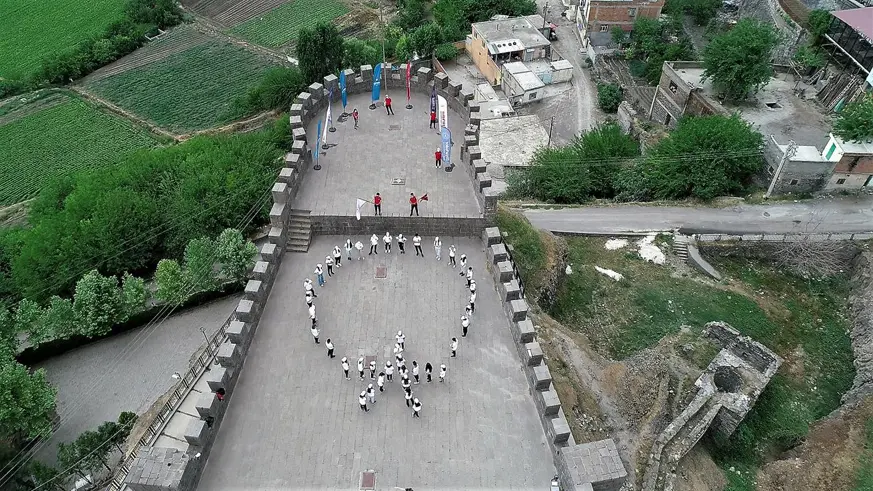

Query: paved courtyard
left=199, top=235, right=555, bottom=490
left=293, top=92, right=482, bottom=218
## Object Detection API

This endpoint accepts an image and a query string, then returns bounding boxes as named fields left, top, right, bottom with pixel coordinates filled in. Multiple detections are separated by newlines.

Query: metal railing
left=105, top=315, right=234, bottom=491
left=693, top=232, right=873, bottom=243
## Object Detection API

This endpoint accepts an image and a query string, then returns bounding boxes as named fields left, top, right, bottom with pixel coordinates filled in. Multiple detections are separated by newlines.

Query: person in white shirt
left=385, top=361, right=394, bottom=382
left=357, top=357, right=365, bottom=380
left=366, top=384, right=376, bottom=405
left=397, top=234, right=407, bottom=254
left=354, top=240, right=364, bottom=260
left=304, top=278, right=317, bottom=298
left=345, top=239, right=353, bottom=261
left=470, top=291, right=476, bottom=314
left=433, top=237, right=442, bottom=260
left=465, top=267, right=473, bottom=287
left=470, top=279, right=477, bottom=293
left=439, top=364, right=447, bottom=382
left=315, top=263, right=325, bottom=287
left=450, top=338, right=458, bottom=357
left=359, top=391, right=369, bottom=412
left=310, top=325, right=319, bottom=344
left=458, top=254, right=467, bottom=275
left=369, top=234, right=379, bottom=255
left=395, top=330, right=405, bottom=350
left=325, top=255, right=334, bottom=277
left=412, top=361, right=420, bottom=384
left=448, top=245, right=456, bottom=267
left=308, top=304, right=317, bottom=327
left=401, top=375, right=411, bottom=391
left=377, top=372, right=385, bottom=392
left=341, top=357, right=350, bottom=380
left=412, top=398, right=422, bottom=417
left=333, top=245, right=343, bottom=267
left=325, top=338, right=335, bottom=358
left=305, top=290, right=314, bottom=306
left=383, top=232, right=393, bottom=253
left=461, top=315, right=470, bottom=337
left=393, top=343, right=403, bottom=357
left=465, top=303, right=473, bottom=318
left=413, top=233, right=423, bottom=257
left=369, top=360, right=376, bottom=379
left=404, top=388, right=414, bottom=407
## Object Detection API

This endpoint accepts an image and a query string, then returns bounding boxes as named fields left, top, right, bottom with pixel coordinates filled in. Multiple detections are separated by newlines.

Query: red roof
left=832, top=7, right=873, bottom=40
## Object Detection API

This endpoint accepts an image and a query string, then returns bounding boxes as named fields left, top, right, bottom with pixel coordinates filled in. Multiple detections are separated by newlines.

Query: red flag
left=420, top=193, right=428, bottom=201
left=406, top=61, right=412, bottom=103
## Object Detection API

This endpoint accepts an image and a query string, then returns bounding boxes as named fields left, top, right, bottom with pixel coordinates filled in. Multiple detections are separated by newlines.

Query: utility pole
left=380, top=6, right=387, bottom=98
left=765, top=139, right=797, bottom=199
left=543, top=1, right=549, bottom=29
left=547, top=116, right=555, bottom=148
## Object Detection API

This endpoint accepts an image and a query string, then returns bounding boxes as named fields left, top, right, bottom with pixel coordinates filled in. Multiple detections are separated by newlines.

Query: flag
left=438, top=95, right=448, bottom=129
left=339, top=70, right=347, bottom=110
left=420, top=193, right=428, bottom=201
left=406, top=61, right=412, bottom=103
left=372, top=63, right=382, bottom=103
left=315, top=119, right=322, bottom=165
left=430, top=83, right=437, bottom=114
left=326, top=88, right=333, bottom=129
left=322, top=101, right=330, bottom=145
left=355, top=198, right=366, bottom=220
left=441, top=127, right=452, bottom=166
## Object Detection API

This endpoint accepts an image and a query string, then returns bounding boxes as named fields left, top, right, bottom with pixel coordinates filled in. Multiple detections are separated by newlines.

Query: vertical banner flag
left=322, top=104, right=330, bottom=145
left=326, top=87, right=333, bottom=132
left=437, top=95, right=448, bottom=129
left=406, top=61, right=412, bottom=103
left=430, top=83, right=437, bottom=115
left=339, top=71, right=347, bottom=111
left=355, top=198, right=366, bottom=220
left=315, top=119, right=323, bottom=166
left=441, top=127, right=452, bottom=166
left=372, top=63, right=382, bottom=103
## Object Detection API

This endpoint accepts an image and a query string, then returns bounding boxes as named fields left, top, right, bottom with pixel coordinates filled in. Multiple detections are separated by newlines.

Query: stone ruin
left=641, top=321, right=782, bottom=491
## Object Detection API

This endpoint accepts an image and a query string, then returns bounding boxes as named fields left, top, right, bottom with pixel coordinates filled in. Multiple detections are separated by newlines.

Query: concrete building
left=576, top=0, right=665, bottom=48
left=824, top=7, right=873, bottom=89
left=763, top=137, right=836, bottom=194
left=501, top=61, right=547, bottom=104
left=822, top=134, right=873, bottom=190
left=468, top=16, right=552, bottom=85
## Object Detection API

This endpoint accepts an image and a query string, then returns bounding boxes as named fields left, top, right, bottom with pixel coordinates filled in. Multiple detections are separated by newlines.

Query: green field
left=86, top=42, right=276, bottom=132
left=229, top=0, right=349, bottom=48
left=0, top=0, right=125, bottom=77
left=0, top=93, right=159, bottom=206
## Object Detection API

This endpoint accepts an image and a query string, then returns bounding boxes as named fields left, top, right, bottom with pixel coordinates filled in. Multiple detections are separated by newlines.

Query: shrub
left=73, top=270, right=123, bottom=338
left=124, top=0, right=184, bottom=28
left=806, top=9, right=831, bottom=44
left=121, top=273, right=147, bottom=320
left=155, top=259, right=187, bottom=306
left=793, top=44, right=825, bottom=71
left=833, top=95, right=873, bottom=143
left=597, top=83, right=623, bottom=113
left=0, top=360, right=56, bottom=439
left=183, top=237, right=218, bottom=293
left=434, top=43, right=460, bottom=60
left=410, top=23, right=444, bottom=59
left=216, top=229, right=257, bottom=284
left=38, top=296, right=77, bottom=343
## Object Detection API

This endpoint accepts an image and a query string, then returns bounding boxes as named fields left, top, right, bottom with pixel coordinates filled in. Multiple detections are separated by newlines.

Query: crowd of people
left=301, top=235, right=479, bottom=418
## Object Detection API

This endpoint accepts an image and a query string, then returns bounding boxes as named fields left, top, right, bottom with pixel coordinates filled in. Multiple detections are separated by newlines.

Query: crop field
left=0, top=94, right=159, bottom=207
left=85, top=42, right=277, bottom=133
left=0, top=0, right=125, bottom=77
left=228, top=0, right=350, bottom=48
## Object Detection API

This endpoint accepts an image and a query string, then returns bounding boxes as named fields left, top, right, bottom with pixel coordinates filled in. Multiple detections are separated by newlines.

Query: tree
left=74, top=429, right=112, bottom=472
left=396, top=0, right=429, bottom=30
left=28, top=461, right=66, bottom=491
left=121, top=273, right=148, bottom=320
left=597, top=83, right=623, bottom=113
left=395, top=35, right=414, bottom=63
left=626, top=17, right=694, bottom=84
left=57, top=442, right=89, bottom=482
left=0, top=360, right=57, bottom=439
left=434, top=43, right=460, bottom=60
left=610, top=26, right=628, bottom=46
left=410, top=23, right=444, bottom=59
left=296, top=22, right=344, bottom=84
left=183, top=237, right=217, bottom=293
left=0, top=309, right=16, bottom=357
left=833, top=95, right=873, bottom=143
left=242, top=67, right=306, bottom=113
left=806, top=9, right=832, bottom=44
left=155, top=259, right=187, bottom=306
left=124, top=0, right=184, bottom=28
left=38, top=296, right=77, bottom=344
left=73, top=270, right=123, bottom=338
left=702, top=19, right=779, bottom=101
left=617, top=114, right=763, bottom=200
left=13, top=298, right=43, bottom=342
left=215, top=229, right=257, bottom=285
left=343, top=39, right=381, bottom=69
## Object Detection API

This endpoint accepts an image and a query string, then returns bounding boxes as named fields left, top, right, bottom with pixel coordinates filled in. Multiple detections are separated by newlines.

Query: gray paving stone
left=198, top=236, right=554, bottom=490
left=292, top=93, right=480, bottom=217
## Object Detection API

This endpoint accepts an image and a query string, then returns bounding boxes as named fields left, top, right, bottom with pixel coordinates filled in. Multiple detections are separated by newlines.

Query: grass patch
left=0, top=93, right=159, bottom=206
left=228, top=0, right=350, bottom=48
left=86, top=42, right=276, bottom=132
left=496, top=208, right=549, bottom=295
left=0, top=0, right=125, bottom=78
left=856, top=418, right=873, bottom=491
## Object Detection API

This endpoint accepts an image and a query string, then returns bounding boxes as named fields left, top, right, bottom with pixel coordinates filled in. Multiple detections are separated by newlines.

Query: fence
left=693, top=232, right=873, bottom=242
left=105, top=314, right=233, bottom=491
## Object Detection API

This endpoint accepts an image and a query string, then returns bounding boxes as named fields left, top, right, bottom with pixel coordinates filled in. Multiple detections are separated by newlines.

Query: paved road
left=523, top=196, right=873, bottom=234
left=199, top=235, right=554, bottom=490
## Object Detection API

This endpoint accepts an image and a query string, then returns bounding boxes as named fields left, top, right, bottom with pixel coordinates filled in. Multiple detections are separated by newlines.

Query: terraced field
left=228, top=0, right=350, bottom=48
left=182, top=0, right=289, bottom=26
left=85, top=42, right=277, bottom=133
left=0, top=0, right=125, bottom=77
left=0, top=93, right=159, bottom=206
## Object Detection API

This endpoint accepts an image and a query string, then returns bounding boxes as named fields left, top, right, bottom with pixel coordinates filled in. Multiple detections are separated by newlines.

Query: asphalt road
left=523, top=196, right=873, bottom=235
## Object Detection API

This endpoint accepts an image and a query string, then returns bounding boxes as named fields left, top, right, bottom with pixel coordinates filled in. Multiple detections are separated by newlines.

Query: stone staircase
left=672, top=234, right=690, bottom=263
left=287, top=209, right=311, bottom=252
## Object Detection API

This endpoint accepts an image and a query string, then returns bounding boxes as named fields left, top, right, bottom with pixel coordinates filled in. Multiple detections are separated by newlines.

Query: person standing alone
left=425, top=362, right=433, bottom=382
left=369, top=234, right=379, bottom=255
left=353, top=108, right=359, bottom=129
left=397, top=233, right=407, bottom=254
left=326, top=338, right=335, bottom=357
left=383, top=232, right=393, bottom=253
left=413, top=233, right=423, bottom=257
left=333, top=245, right=343, bottom=268
left=434, top=148, right=442, bottom=169
left=448, top=245, right=456, bottom=267
left=430, top=109, right=437, bottom=129
left=325, top=255, right=334, bottom=277
left=433, top=237, right=442, bottom=261
left=409, top=193, right=418, bottom=216
left=385, top=95, right=394, bottom=115
left=373, top=193, right=382, bottom=215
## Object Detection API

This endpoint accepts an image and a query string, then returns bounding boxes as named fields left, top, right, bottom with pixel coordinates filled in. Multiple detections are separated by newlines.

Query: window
left=669, top=81, right=678, bottom=94
left=600, top=24, right=609, bottom=32
left=790, top=179, right=799, bottom=185
left=837, top=178, right=846, bottom=185
left=628, top=7, right=637, bottom=16
left=529, top=92, right=537, bottom=100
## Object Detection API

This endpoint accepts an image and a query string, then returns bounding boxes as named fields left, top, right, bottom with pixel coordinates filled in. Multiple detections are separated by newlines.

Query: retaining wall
left=289, top=65, right=497, bottom=218
left=310, top=213, right=489, bottom=236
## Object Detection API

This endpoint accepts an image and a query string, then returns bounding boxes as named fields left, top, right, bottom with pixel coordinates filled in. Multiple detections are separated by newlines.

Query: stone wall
left=483, top=227, right=626, bottom=491
left=310, top=213, right=489, bottom=236
left=290, top=65, right=497, bottom=218
left=844, top=250, right=873, bottom=407
left=123, top=151, right=301, bottom=491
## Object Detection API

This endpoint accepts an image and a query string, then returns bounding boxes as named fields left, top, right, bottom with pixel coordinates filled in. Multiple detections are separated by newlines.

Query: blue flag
left=430, top=83, right=437, bottom=114
left=339, top=71, right=347, bottom=109
left=315, top=119, right=322, bottom=164
left=372, top=64, right=382, bottom=103
left=441, top=127, right=451, bottom=166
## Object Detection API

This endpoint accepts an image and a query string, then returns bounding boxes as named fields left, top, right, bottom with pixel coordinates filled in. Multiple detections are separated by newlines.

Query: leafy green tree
left=0, top=309, right=16, bottom=357
left=702, top=19, right=779, bottom=101
left=834, top=95, right=873, bottom=143
left=73, top=270, right=123, bottom=338
left=183, top=237, right=217, bottom=293
left=806, top=9, right=832, bottom=44
left=343, top=39, right=381, bottom=69
left=617, top=114, right=763, bottom=200
left=610, top=26, right=628, bottom=46
left=296, top=22, right=345, bottom=84
left=74, top=430, right=112, bottom=472
left=395, top=35, right=414, bottom=63
left=57, top=442, right=89, bottom=482
left=396, top=0, right=429, bottom=30
left=37, top=296, right=77, bottom=344
left=216, top=229, right=257, bottom=285
left=118, top=411, right=138, bottom=434
left=124, top=0, right=184, bottom=28
left=432, top=0, right=467, bottom=40
left=597, top=83, right=623, bottom=113
left=242, top=67, right=306, bottom=113
left=28, top=461, right=66, bottom=491
left=155, top=259, right=187, bottom=306
left=121, top=273, right=148, bottom=320
left=434, top=43, right=460, bottom=60
left=626, top=17, right=694, bottom=84
left=410, top=23, right=444, bottom=59
left=0, top=360, right=57, bottom=439
left=793, top=44, right=825, bottom=71
left=14, top=298, right=43, bottom=342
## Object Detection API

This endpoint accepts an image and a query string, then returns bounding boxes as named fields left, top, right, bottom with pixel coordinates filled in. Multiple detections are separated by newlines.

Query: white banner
left=438, top=95, right=448, bottom=130
left=322, top=102, right=331, bottom=146
left=355, top=198, right=366, bottom=220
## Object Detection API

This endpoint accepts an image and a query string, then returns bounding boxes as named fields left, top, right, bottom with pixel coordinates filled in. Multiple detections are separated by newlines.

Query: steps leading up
left=287, top=209, right=311, bottom=253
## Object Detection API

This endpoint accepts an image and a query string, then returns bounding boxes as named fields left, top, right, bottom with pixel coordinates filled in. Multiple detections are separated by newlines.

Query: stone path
left=198, top=235, right=554, bottom=490
left=293, top=92, right=482, bottom=218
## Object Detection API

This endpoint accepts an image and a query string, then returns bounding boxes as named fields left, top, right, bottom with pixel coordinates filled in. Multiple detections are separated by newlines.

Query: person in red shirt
left=353, top=108, right=359, bottom=129
left=434, top=147, right=442, bottom=168
left=430, top=110, right=437, bottom=129
left=373, top=193, right=382, bottom=216
left=409, top=193, right=418, bottom=216
left=385, top=96, right=394, bottom=115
